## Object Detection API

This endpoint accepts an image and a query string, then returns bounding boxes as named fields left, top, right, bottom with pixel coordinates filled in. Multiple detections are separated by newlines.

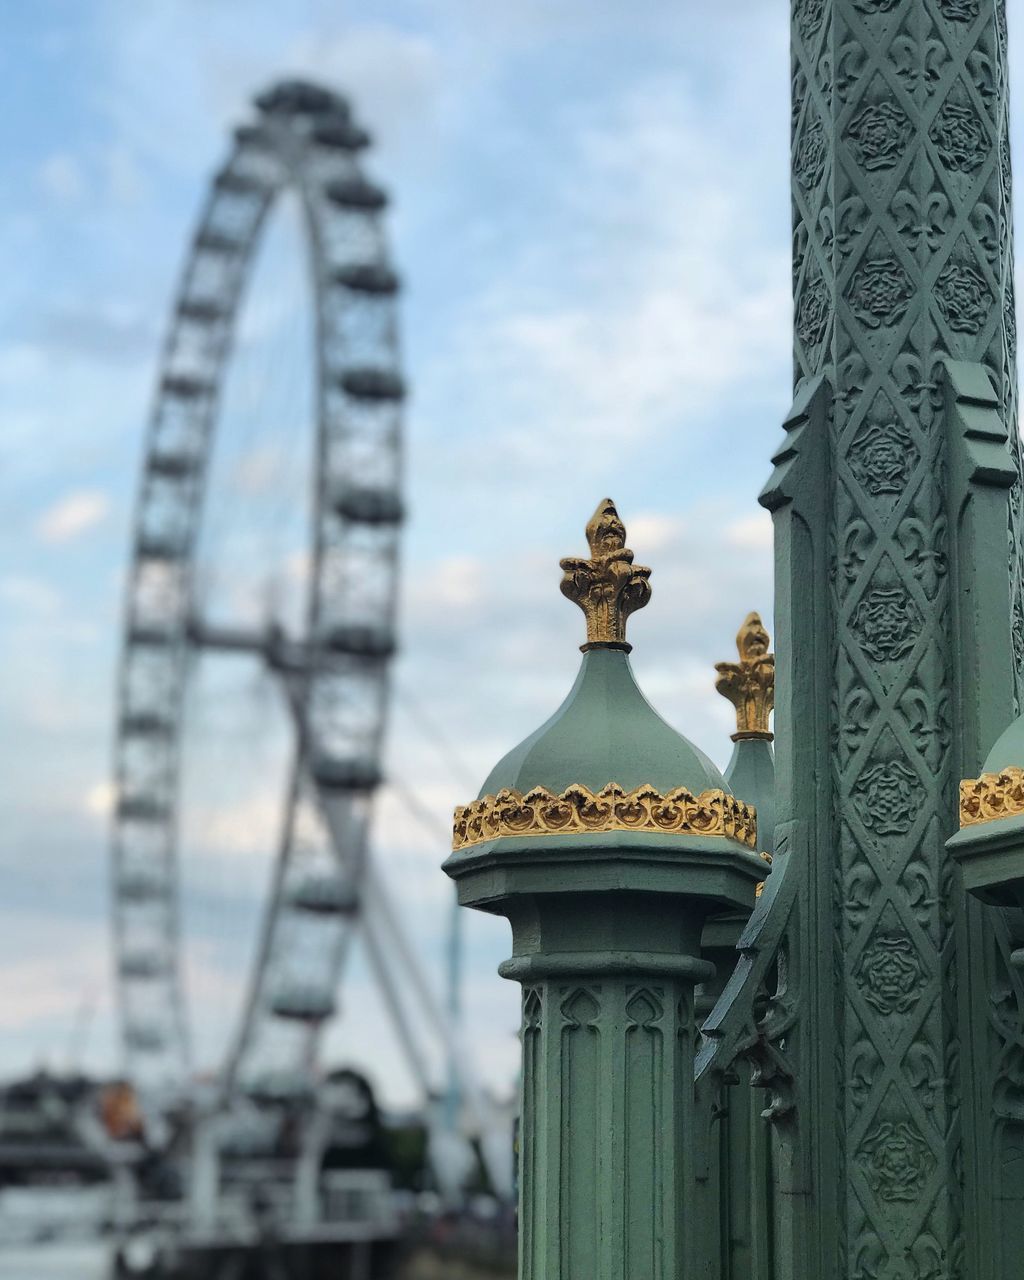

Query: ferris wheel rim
left=110, top=79, right=405, bottom=1103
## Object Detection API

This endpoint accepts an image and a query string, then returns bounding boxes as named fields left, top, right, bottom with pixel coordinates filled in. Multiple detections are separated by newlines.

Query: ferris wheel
left=110, top=80, right=410, bottom=1106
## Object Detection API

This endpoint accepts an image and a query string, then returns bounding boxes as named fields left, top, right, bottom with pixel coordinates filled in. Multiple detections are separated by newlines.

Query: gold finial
left=714, top=612, right=775, bottom=742
left=559, top=499, right=651, bottom=651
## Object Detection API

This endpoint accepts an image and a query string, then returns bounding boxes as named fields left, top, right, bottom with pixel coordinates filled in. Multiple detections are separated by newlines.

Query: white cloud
left=36, top=490, right=110, bottom=544
left=407, top=556, right=486, bottom=614
left=725, top=510, right=773, bottom=550
left=627, top=513, right=684, bottom=553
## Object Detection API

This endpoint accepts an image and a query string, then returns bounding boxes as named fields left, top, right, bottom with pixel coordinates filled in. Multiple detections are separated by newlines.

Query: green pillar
left=780, top=0, right=1023, bottom=1273
left=444, top=501, right=766, bottom=1280
left=697, top=614, right=777, bottom=1278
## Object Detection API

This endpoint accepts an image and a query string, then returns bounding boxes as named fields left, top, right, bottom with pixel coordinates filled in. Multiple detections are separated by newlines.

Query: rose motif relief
left=852, top=585, right=921, bottom=662
left=797, top=274, right=831, bottom=348
left=848, top=101, right=912, bottom=172
left=931, top=100, right=987, bottom=174
left=851, top=257, right=913, bottom=329
left=856, top=935, right=926, bottom=1015
left=850, top=420, right=917, bottom=497
left=858, top=1117, right=935, bottom=1201
left=795, top=117, right=826, bottom=189
left=935, top=260, right=992, bottom=335
left=854, top=760, right=923, bottom=836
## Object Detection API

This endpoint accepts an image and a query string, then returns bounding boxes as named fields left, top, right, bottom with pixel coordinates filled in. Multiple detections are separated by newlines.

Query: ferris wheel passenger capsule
left=323, top=177, right=388, bottom=211
left=270, top=985, right=337, bottom=1023
left=287, top=874, right=359, bottom=916
left=337, top=366, right=405, bottom=400
left=333, top=485, right=405, bottom=525
left=310, top=755, right=383, bottom=792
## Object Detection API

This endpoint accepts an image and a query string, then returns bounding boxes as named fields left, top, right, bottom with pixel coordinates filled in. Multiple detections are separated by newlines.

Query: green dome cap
left=480, top=646, right=727, bottom=798
left=983, top=712, right=1024, bottom=774
left=480, top=498, right=728, bottom=798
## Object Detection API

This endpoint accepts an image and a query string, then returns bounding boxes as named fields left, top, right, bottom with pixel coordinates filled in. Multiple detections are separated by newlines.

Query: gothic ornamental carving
left=782, top=0, right=1021, bottom=1270
left=561, top=988, right=599, bottom=1027
left=848, top=101, right=912, bottom=172
left=939, top=0, right=979, bottom=21
left=849, top=418, right=917, bottom=497
left=795, top=117, right=827, bottom=189
left=452, top=781, right=758, bottom=852
left=931, top=99, right=988, bottom=174
left=625, top=988, right=662, bottom=1027
left=850, top=257, right=913, bottom=329
left=795, top=0, right=825, bottom=38
left=1005, top=288, right=1017, bottom=357
left=854, top=760, right=923, bottom=836
left=796, top=273, right=831, bottom=348
left=935, top=259, right=992, bottom=335
left=851, top=585, right=921, bottom=662
left=857, top=1118, right=936, bottom=1201
left=852, top=0, right=903, bottom=13
left=856, top=936, right=926, bottom=1016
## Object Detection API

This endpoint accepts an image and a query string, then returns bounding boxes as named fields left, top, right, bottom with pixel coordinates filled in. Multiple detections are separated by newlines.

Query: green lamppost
left=444, top=500, right=767, bottom=1279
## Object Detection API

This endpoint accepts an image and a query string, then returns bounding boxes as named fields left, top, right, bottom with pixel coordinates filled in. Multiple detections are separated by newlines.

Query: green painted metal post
left=504, top=909, right=708, bottom=1280
left=697, top=618, right=778, bottom=1279
left=445, top=503, right=766, bottom=1279
left=942, top=360, right=1024, bottom=1277
left=447, top=799, right=763, bottom=1280
left=778, top=0, right=1024, bottom=1274
left=759, top=375, right=832, bottom=1277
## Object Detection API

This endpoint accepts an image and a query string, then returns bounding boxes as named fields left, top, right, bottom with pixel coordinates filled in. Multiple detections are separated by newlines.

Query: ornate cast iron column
left=445, top=502, right=766, bottom=1280
left=774, top=0, right=1024, bottom=1274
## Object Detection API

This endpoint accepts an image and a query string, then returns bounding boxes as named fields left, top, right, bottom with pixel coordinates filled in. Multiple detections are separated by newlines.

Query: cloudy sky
left=2, top=2, right=1016, bottom=1110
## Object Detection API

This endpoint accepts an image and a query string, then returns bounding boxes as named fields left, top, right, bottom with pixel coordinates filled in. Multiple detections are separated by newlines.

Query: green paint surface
left=479, top=649, right=727, bottom=799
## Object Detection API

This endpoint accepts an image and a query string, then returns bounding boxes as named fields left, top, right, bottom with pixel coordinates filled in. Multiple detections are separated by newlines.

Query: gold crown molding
left=559, top=499, right=651, bottom=650
left=714, top=612, right=775, bottom=742
left=959, top=767, right=1024, bottom=827
left=452, top=782, right=758, bottom=852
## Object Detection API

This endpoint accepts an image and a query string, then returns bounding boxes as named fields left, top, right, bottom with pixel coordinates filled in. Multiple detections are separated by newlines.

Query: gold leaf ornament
left=714, top=612, right=776, bottom=741
left=959, top=767, right=1024, bottom=827
left=452, top=782, right=758, bottom=852
left=559, top=499, right=652, bottom=650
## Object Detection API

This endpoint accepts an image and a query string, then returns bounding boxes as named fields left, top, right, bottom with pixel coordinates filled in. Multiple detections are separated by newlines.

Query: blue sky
left=0, top=2, right=1007, bottom=1107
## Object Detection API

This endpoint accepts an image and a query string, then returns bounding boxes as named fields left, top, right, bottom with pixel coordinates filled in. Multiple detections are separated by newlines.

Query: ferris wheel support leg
left=294, top=1110, right=330, bottom=1230
left=315, top=789, right=435, bottom=1097
left=358, top=903, right=437, bottom=1104
left=361, top=867, right=514, bottom=1200
left=188, top=1115, right=221, bottom=1234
